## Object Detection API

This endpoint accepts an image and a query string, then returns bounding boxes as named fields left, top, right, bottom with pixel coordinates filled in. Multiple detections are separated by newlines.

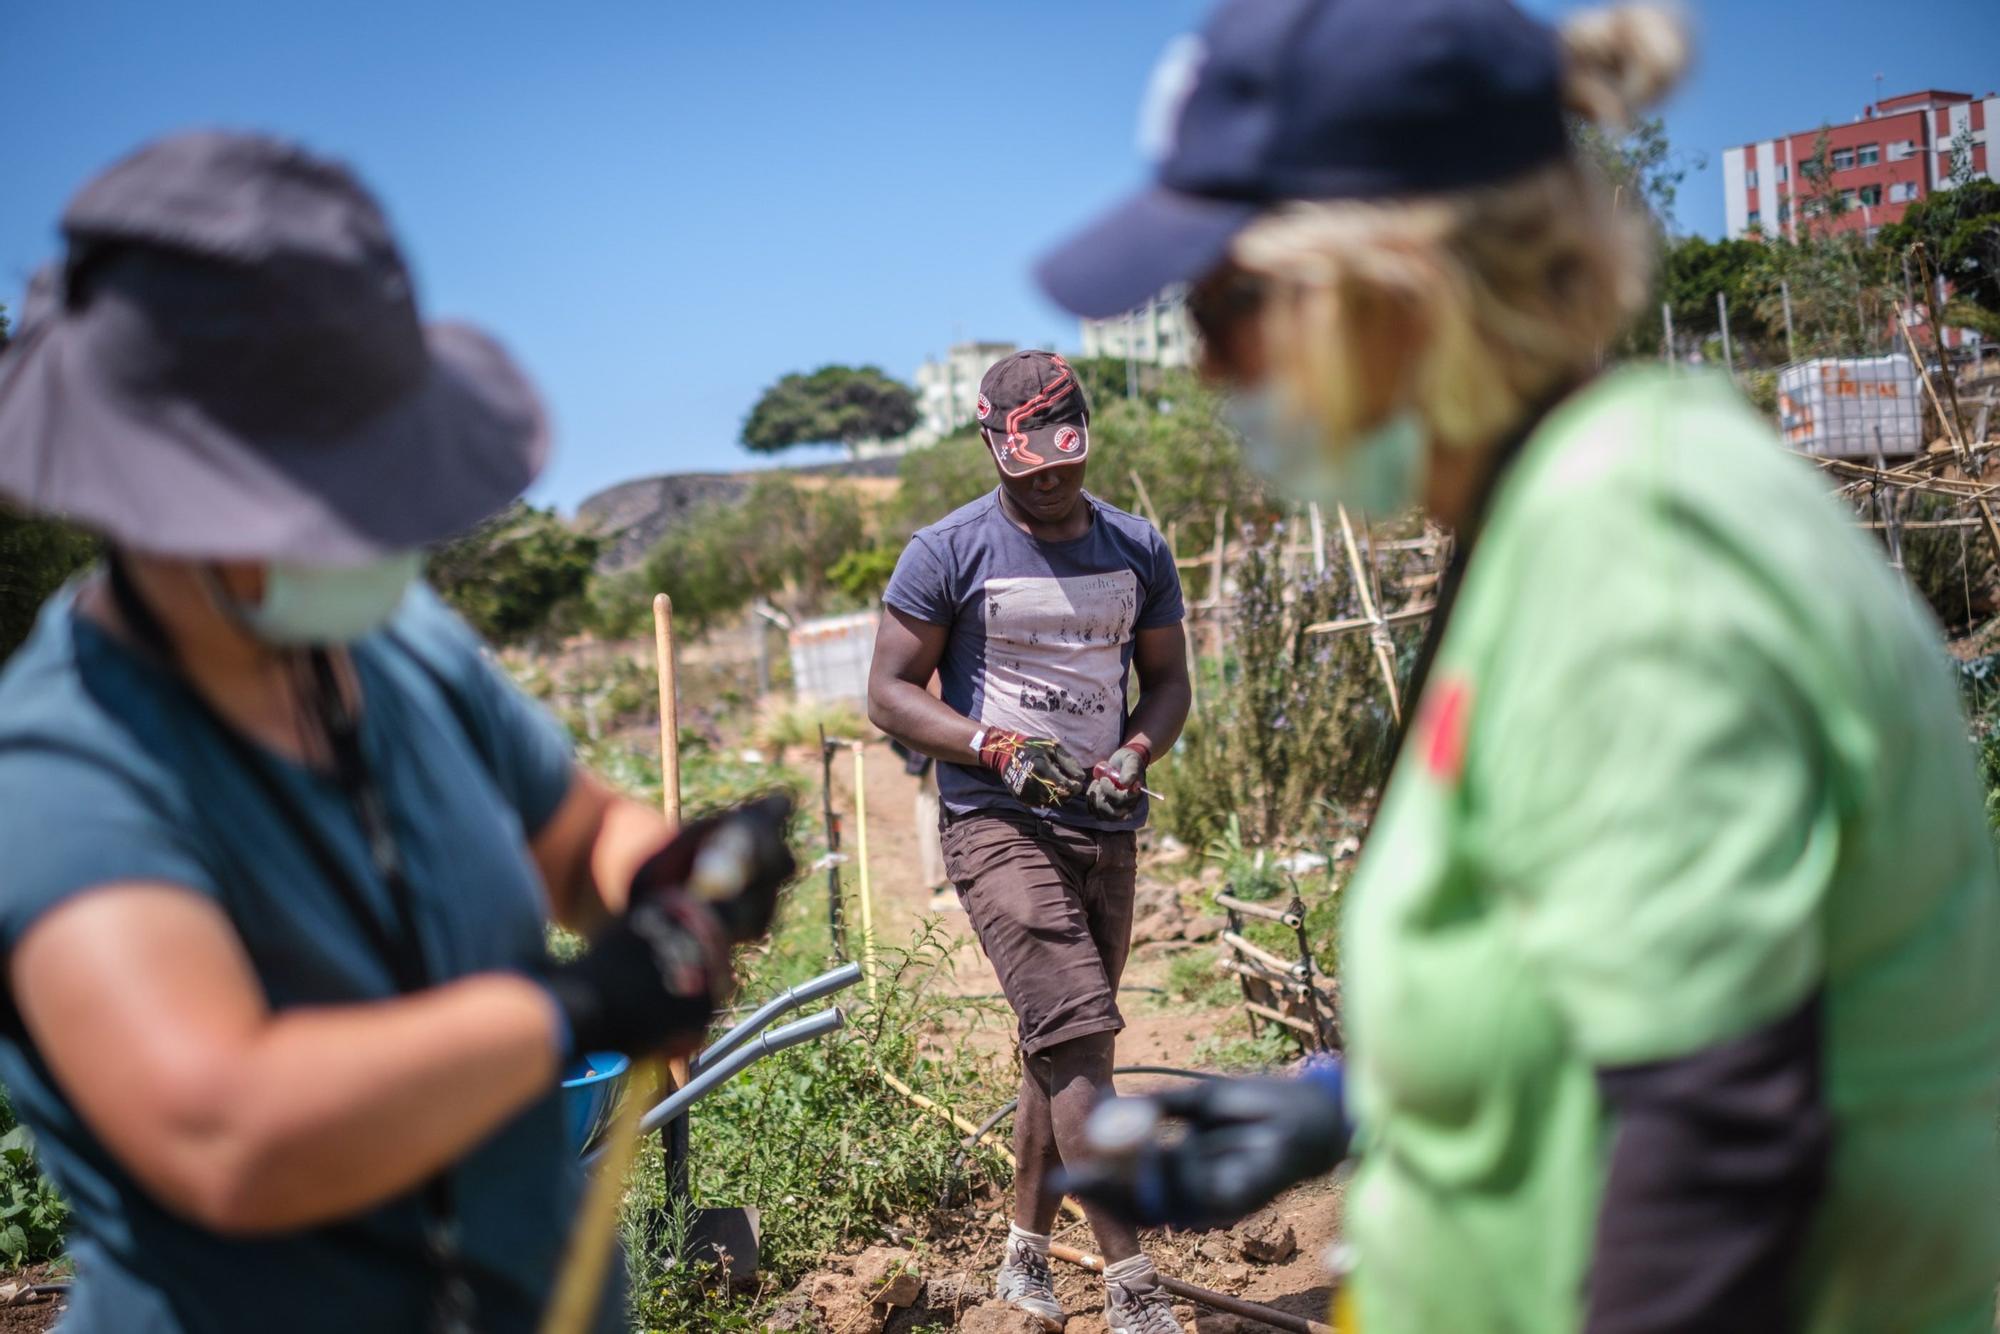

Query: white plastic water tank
left=1777, top=356, right=1926, bottom=459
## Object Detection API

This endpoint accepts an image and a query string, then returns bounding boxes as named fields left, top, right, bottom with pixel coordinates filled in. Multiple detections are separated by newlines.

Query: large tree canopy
left=741, top=364, right=918, bottom=456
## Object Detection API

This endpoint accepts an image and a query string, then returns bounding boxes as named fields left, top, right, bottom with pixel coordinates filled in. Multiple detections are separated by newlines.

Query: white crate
left=1777, top=356, right=1926, bottom=459
left=787, top=611, right=879, bottom=707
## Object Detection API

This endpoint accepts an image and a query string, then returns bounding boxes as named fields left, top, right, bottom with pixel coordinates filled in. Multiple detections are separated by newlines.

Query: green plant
left=750, top=696, right=867, bottom=753
left=427, top=502, right=603, bottom=647
left=741, top=365, right=919, bottom=458
left=1204, top=814, right=1291, bottom=902
left=826, top=543, right=902, bottom=603
left=0, top=1095, right=66, bottom=1265
left=1160, top=950, right=1237, bottom=1010
left=0, top=505, right=98, bottom=665
left=1189, top=1028, right=1296, bottom=1074
left=1153, top=533, right=1405, bottom=849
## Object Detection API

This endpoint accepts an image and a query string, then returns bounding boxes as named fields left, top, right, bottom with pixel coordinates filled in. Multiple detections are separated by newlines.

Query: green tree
left=1654, top=234, right=1785, bottom=363
left=741, top=365, right=918, bottom=458
left=426, top=502, right=602, bottom=646
left=1573, top=115, right=1700, bottom=232
left=1877, top=179, right=2000, bottom=337
left=637, top=475, right=869, bottom=634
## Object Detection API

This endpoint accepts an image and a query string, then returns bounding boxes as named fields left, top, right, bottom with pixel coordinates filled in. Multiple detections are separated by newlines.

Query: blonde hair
left=1231, top=3, right=1689, bottom=454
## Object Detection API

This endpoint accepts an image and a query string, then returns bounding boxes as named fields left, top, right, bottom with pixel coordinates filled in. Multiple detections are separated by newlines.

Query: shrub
left=1153, top=531, right=1407, bottom=850
left=427, top=502, right=602, bottom=647
left=0, top=506, right=98, bottom=665
left=0, top=1094, right=66, bottom=1266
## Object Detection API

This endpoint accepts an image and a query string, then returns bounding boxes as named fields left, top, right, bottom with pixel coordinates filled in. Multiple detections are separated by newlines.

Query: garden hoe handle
left=539, top=592, right=685, bottom=1334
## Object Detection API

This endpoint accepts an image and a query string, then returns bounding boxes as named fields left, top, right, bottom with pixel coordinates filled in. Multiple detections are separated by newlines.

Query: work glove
left=1086, top=742, right=1151, bottom=820
left=977, top=727, right=1089, bottom=805
left=1056, top=1057, right=1352, bottom=1230
left=625, top=793, right=797, bottom=943
left=542, top=796, right=798, bottom=1058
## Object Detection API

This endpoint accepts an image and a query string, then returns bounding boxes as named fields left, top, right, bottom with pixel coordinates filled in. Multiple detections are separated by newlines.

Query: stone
left=957, top=1301, right=1050, bottom=1334
left=1217, top=1263, right=1252, bottom=1290
left=1230, top=1208, right=1298, bottom=1265
left=1183, top=913, right=1228, bottom=942
left=922, top=1271, right=986, bottom=1319
left=803, top=1272, right=884, bottom=1334
left=852, top=1246, right=923, bottom=1309
left=1129, top=908, right=1187, bottom=946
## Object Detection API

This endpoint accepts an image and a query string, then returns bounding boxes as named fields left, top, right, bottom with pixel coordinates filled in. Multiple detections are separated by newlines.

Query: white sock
left=1008, top=1224, right=1051, bottom=1257
left=1102, top=1254, right=1155, bottom=1284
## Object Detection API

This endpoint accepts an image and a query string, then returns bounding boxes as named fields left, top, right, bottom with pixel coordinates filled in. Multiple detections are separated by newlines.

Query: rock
left=763, top=1288, right=820, bottom=1331
left=958, top=1301, right=1050, bottom=1333
left=922, top=1271, right=986, bottom=1318
left=1183, top=913, right=1228, bottom=942
left=1230, top=1208, right=1298, bottom=1265
left=803, top=1272, right=884, bottom=1334
left=852, top=1246, right=922, bottom=1309
left=1194, top=1236, right=1234, bottom=1266
left=1130, top=908, right=1186, bottom=946
left=1217, top=1262, right=1252, bottom=1290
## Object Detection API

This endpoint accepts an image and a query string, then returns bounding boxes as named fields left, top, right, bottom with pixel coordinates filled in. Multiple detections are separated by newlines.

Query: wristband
left=1124, top=739, right=1153, bottom=770
left=969, top=727, right=988, bottom=759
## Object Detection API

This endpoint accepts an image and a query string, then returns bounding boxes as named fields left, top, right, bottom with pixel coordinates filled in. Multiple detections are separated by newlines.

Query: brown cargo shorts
left=940, top=810, right=1137, bottom=1057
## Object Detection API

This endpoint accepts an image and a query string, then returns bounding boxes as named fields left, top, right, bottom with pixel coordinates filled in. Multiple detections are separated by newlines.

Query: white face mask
left=1222, top=384, right=1427, bottom=518
left=207, top=552, right=422, bottom=645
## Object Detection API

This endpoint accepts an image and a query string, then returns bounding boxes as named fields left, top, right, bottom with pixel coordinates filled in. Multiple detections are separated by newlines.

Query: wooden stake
left=852, top=745, right=878, bottom=1002
left=876, top=1065, right=1086, bottom=1221
left=653, top=594, right=681, bottom=830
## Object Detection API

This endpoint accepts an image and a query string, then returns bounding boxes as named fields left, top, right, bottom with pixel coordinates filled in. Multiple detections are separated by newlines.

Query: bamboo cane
left=1334, top=505, right=1402, bottom=725
left=852, top=745, right=878, bottom=1002
left=540, top=595, right=685, bottom=1334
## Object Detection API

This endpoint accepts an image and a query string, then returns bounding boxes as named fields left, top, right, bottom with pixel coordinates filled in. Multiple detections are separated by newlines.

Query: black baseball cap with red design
left=975, top=350, right=1091, bottom=479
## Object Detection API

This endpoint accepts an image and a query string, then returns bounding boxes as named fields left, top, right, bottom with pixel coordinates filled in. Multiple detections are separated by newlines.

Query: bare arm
left=867, top=607, right=982, bottom=764
left=1122, top=622, right=1191, bottom=760
left=531, top=768, right=673, bottom=932
left=11, top=884, right=562, bottom=1235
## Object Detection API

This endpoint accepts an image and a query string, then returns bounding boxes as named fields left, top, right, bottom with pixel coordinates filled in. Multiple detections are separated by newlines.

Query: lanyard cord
left=101, top=559, right=476, bottom=1331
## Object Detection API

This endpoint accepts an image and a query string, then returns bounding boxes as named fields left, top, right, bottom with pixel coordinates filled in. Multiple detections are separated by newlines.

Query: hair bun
left=1560, top=3, right=1690, bottom=129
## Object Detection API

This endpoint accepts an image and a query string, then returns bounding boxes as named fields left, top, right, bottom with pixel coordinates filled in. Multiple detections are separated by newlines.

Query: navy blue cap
left=1037, top=0, right=1569, bottom=319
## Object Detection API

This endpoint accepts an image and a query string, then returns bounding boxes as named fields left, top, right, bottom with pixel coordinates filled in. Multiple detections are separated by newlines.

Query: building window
left=1859, top=184, right=1882, bottom=207
left=1839, top=189, right=1857, bottom=208
left=1745, top=168, right=1758, bottom=188
left=1831, top=146, right=1856, bottom=171
left=1776, top=163, right=1789, bottom=183
left=1746, top=210, right=1761, bottom=227
left=1778, top=200, right=1792, bottom=223
left=1889, top=180, right=1920, bottom=203
left=1857, top=143, right=1880, bottom=166
left=1888, top=140, right=1915, bottom=161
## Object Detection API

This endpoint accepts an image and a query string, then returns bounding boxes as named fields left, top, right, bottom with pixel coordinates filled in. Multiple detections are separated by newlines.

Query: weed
left=749, top=696, right=869, bottom=754
left=1159, top=951, right=1238, bottom=1010
left=1189, top=1028, right=1297, bottom=1074
left=0, top=1096, right=65, bottom=1265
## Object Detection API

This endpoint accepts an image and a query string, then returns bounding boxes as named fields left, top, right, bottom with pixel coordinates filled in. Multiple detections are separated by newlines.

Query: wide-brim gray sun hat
left=0, top=130, right=548, bottom=564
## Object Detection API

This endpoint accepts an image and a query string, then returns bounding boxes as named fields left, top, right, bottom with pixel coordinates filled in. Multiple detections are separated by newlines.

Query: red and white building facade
left=1723, top=90, right=2000, bottom=242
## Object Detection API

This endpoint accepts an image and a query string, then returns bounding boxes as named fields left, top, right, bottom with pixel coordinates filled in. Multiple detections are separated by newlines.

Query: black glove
left=626, top=793, right=797, bottom=944
left=1086, top=743, right=1150, bottom=820
left=541, top=893, right=727, bottom=1057
left=977, top=728, right=1088, bottom=805
left=1056, top=1062, right=1352, bottom=1229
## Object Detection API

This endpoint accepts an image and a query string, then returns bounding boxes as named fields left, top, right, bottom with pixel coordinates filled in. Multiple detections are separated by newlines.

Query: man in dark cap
left=867, top=350, right=1191, bottom=1332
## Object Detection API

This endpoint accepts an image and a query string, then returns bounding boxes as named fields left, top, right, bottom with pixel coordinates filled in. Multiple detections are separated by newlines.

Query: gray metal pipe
left=584, top=1007, right=846, bottom=1169
left=691, top=962, right=862, bottom=1077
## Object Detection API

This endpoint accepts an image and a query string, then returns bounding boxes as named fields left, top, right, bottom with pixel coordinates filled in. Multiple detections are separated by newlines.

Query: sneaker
left=994, top=1238, right=1066, bottom=1331
left=1104, top=1264, right=1186, bottom=1334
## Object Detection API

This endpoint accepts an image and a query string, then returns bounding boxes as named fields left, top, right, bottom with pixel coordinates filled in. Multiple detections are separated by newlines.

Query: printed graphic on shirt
left=975, top=572, right=1138, bottom=766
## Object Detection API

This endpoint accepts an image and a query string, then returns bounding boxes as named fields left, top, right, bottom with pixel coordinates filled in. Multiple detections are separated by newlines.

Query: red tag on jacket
left=1420, top=677, right=1472, bottom=783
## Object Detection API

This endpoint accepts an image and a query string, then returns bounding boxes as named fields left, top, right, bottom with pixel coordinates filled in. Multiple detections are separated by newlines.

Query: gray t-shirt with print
left=882, top=489, right=1185, bottom=831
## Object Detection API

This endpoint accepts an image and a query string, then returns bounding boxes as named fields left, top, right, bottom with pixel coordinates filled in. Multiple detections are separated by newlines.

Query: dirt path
left=818, top=739, right=1344, bottom=1333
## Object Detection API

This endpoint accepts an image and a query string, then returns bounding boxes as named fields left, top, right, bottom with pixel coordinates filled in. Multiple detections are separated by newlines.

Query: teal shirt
left=1343, top=369, right=2000, bottom=1333
left=0, top=584, right=619, bottom=1334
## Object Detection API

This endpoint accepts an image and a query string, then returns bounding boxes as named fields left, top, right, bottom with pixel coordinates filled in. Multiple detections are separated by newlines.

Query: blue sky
left=5, top=1, right=1995, bottom=508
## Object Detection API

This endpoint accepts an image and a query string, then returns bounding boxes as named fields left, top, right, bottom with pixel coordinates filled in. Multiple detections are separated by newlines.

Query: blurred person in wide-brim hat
left=1045, top=3, right=2000, bottom=1331
left=0, top=130, right=794, bottom=1334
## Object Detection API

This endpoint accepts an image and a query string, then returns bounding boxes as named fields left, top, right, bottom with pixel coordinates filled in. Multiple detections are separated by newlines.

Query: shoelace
left=1108, top=1275, right=1180, bottom=1334
left=1002, top=1246, right=1056, bottom=1298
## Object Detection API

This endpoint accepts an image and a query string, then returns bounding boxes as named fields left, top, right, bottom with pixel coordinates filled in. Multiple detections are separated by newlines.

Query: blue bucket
left=559, top=1052, right=632, bottom=1156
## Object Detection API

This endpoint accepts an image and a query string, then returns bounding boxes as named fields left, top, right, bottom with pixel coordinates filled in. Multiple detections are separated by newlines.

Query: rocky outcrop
left=576, top=473, right=751, bottom=572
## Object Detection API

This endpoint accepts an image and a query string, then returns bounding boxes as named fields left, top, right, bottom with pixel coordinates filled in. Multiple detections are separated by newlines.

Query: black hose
left=944, top=1065, right=1218, bottom=1207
